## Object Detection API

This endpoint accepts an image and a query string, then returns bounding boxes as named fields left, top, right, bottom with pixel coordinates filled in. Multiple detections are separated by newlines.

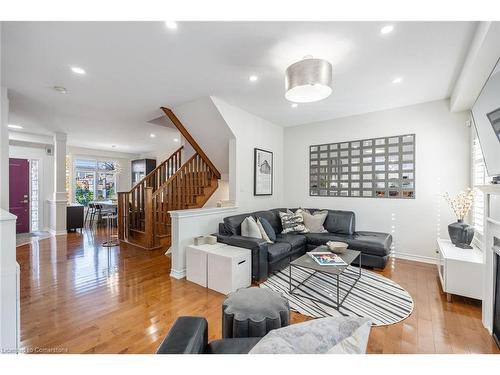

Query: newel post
left=144, top=187, right=154, bottom=248
left=117, top=192, right=126, bottom=241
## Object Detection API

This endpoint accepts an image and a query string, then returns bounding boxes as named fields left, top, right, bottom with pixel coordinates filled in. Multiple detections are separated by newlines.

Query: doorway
left=9, top=158, right=30, bottom=233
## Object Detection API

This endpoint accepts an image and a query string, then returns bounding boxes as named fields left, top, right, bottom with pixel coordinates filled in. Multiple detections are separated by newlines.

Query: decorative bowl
left=326, top=241, right=348, bottom=254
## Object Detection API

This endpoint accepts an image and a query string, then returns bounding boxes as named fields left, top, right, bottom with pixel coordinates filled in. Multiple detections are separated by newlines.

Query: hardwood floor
left=16, top=229, right=499, bottom=354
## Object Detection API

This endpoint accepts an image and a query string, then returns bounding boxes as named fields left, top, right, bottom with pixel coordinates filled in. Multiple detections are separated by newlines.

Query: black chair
left=156, top=316, right=261, bottom=354
left=85, top=203, right=95, bottom=226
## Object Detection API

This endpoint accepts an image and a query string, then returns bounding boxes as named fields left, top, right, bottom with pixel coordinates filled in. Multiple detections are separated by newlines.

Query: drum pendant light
left=285, top=56, right=333, bottom=103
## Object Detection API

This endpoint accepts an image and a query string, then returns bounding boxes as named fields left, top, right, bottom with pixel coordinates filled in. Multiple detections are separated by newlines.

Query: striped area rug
left=260, top=266, right=414, bottom=326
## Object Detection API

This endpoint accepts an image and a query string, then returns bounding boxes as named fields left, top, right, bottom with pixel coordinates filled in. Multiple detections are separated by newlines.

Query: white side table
left=436, top=238, right=484, bottom=302
left=208, top=246, right=251, bottom=295
left=186, top=243, right=228, bottom=287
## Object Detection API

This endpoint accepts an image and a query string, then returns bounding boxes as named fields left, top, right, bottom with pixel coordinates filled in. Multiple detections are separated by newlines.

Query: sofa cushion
left=304, top=231, right=391, bottom=257
left=258, top=217, right=277, bottom=243
left=206, top=337, right=261, bottom=354
left=241, top=216, right=262, bottom=239
left=275, top=234, right=307, bottom=250
left=322, top=210, right=355, bottom=235
left=267, top=242, right=292, bottom=263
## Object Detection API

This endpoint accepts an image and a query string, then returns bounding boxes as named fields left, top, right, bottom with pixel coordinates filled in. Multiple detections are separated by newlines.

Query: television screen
left=472, top=60, right=500, bottom=177
left=487, top=108, right=500, bottom=142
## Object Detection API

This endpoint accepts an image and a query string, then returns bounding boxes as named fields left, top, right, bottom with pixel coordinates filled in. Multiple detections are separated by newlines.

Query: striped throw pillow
left=279, top=210, right=309, bottom=234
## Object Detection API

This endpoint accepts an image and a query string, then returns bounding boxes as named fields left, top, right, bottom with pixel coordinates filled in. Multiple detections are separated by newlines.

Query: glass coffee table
left=289, top=246, right=362, bottom=310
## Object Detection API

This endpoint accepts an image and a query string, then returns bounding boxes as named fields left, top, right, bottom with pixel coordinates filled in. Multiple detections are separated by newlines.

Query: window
left=472, top=132, right=489, bottom=244
left=74, top=158, right=118, bottom=206
left=30, top=160, right=39, bottom=231
left=309, top=134, right=415, bottom=198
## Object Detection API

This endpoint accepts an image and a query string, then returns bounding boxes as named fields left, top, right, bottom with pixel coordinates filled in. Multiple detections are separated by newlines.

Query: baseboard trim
left=48, top=229, right=67, bottom=236
left=391, top=252, right=437, bottom=265
left=170, top=268, right=186, bottom=279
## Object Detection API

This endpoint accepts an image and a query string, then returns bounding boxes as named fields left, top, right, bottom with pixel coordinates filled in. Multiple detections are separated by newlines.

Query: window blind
left=472, top=133, right=489, bottom=243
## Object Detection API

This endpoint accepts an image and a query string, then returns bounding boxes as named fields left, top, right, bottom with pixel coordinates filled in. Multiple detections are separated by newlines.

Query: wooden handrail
left=161, top=107, right=221, bottom=180
left=129, top=145, right=184, bottom=193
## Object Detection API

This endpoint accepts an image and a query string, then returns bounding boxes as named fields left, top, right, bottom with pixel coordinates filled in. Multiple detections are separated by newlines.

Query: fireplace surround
left=478, top=184, right=500, bottom=346
left=493, top=237, right=500, bottom=348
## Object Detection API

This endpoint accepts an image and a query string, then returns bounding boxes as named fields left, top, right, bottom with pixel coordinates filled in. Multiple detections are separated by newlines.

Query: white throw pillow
left=241, top=216, right=262, bottom=239
left=257, top=219, right=273, bottom=244
left=301, top=209, right=328, bottom=233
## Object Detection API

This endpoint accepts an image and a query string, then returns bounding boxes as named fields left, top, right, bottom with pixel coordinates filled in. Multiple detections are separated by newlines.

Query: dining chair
left=85, top=203, right=95, bottom=226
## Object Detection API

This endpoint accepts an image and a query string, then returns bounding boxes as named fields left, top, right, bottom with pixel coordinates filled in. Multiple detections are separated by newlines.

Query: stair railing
left=150, top=153, right=215, bottom=247
left=117, top=146, right=183, bottom=241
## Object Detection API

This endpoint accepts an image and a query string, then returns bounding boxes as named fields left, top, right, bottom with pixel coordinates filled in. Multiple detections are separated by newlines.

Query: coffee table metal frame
left=288, top=248, right=362, bottom=310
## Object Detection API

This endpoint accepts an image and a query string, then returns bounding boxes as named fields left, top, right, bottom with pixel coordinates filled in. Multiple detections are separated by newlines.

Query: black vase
left=448, top=220, right=474, bottom=249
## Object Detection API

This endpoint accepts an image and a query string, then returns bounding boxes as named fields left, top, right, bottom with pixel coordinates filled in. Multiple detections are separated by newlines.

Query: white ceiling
left=2, top=21, right=476, bottom=153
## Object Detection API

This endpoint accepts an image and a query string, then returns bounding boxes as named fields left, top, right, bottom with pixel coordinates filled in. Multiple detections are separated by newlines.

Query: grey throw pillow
left=258, top=217, right=276, bottom=242
left=257, top=219, right=273, bottom=243
left=279, top=210, right=308, bottom=234
left=241, top=216, right=262, bottom=239
left=301, top=209, right=328, bottom=233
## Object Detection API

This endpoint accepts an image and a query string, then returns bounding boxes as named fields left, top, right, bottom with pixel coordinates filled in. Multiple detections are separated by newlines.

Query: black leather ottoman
left=222, top=287, right=290, bottom=338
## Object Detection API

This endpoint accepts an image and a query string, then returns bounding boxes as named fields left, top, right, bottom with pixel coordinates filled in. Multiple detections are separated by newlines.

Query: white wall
left=174, top=97, right=235, bottom=175
left=284, top=99, right=471, bottom=263
left=213, top=98, right=285, bottom=212
left=0, top=87, right=9, bottom=211
left=138, top=141, right=180, bottom=165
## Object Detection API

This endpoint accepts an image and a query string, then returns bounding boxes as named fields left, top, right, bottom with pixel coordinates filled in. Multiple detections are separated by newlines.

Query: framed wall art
left=254, top=148, right=273, bottom=196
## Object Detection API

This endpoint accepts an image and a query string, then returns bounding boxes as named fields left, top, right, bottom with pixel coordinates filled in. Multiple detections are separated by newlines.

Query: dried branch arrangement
left=444, top=188, right=476, bottom=221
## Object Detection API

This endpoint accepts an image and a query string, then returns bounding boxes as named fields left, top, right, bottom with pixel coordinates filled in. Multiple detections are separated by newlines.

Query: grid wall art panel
left=309, top=134, right=415, bottom=199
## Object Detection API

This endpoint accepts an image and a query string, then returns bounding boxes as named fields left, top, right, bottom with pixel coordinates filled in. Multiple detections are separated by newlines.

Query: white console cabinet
left=436, top=239, right=483, bottom=302
left=186, top=243, right=251, bottom=295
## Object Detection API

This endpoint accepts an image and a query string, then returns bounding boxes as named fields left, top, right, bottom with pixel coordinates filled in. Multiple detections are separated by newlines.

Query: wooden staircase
left=117, top=108, right=221, bottom=250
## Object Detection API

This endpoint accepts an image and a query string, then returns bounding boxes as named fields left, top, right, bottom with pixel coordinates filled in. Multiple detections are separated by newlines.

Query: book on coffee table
left=307, top=252, right=347, bottom=266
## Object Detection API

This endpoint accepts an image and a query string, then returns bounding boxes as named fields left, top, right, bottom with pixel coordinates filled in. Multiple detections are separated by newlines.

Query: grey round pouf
left=222, top=287, right=290, bottom=338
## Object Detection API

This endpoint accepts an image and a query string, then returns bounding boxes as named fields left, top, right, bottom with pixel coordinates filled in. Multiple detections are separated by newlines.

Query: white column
left=0, top=87, right=9, bottom=211
left=48, top=132, right=67, bottom=235
left=0, top=209, right=20, bottom=353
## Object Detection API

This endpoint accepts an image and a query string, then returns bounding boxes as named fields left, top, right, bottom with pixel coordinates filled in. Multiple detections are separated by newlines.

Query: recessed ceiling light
left=173, top=138, right=179, bottom=142
left=380, top=25, right=394, bottom=35
left=165, top=21, right=178, bottom=30
left=291, top=103, right=298, bottom=108
left=392, top=77, right=403, bottom=84
left=53, top=86, right=68, bottom=94
left=150, top=133, right=156, bottom=138
left=8, top=124, right=23, bottom=129
left=249, top=75, right=258, bottom=82
left=71, top=66, right=86, bottom=75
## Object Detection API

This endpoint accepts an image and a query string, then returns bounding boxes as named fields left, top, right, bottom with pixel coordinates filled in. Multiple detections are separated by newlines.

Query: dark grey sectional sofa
left=217, top=208, right=392, bottom=282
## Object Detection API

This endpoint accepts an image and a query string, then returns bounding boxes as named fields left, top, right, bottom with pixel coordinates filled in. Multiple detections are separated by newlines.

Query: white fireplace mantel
left=477, top=184, right=500, bottom=334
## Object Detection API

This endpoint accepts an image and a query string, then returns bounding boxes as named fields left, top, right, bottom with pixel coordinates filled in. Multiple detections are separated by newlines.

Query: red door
left=9, top=158, right=30, bottom=233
